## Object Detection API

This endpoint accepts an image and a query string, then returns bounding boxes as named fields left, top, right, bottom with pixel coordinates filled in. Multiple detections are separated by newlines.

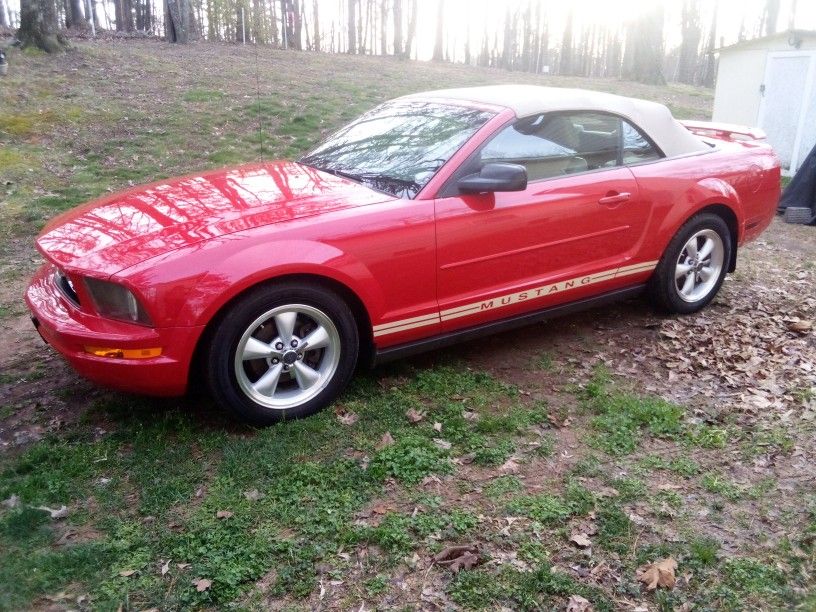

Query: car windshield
left=300, top=100, right=495, bottom=198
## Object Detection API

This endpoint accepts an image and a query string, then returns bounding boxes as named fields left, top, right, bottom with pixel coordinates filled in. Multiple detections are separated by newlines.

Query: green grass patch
left=182, top=88, right=225, bottom=102
left=507, top=481, right=594, bottom=524
left=447, top=563, right=613, bottom=610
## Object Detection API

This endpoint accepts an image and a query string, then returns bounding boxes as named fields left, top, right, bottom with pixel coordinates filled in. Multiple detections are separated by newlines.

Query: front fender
left=116, top=235, right=384, bottom=329
left=184, top=239, right=384, bottom=327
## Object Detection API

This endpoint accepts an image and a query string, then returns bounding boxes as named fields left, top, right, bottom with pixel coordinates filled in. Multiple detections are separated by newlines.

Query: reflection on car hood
left=36, top=161, right=391, bottom=276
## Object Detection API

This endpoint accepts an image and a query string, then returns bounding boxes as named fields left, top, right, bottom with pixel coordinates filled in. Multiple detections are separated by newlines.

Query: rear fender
left=651, top=178, right=743, bottom=266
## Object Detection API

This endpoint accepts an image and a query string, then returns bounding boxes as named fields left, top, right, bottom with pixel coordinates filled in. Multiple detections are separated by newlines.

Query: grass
left=0, top=365, right=544, bottom=607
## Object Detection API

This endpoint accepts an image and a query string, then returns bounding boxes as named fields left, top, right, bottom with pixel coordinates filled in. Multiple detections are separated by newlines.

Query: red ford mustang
left=26, top=85, right=780, bottom=425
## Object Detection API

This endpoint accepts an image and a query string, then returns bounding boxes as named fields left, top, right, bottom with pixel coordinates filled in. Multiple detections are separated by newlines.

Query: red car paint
left=25, top=106, right=780, bottom=397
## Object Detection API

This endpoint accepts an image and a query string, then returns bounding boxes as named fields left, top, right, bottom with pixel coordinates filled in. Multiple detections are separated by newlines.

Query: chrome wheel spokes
left=674, top=229, right=724, bottom=303
left=234, top=304, right=341, bottom=409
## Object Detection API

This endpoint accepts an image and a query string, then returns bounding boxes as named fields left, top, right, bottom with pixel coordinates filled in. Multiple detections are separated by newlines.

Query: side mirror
left=457, top=162, right=528, bottom=194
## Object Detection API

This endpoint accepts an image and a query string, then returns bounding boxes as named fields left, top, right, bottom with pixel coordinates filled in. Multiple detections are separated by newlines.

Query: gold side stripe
left=373, top=312, right=440, bottom=332
left=372, top=316, right=440, bottom=337
left=373, top=260, right=658, bottom=337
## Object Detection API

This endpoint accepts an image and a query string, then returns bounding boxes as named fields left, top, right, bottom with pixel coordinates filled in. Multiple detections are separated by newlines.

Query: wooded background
left=5, top=0, right=808, bottom=85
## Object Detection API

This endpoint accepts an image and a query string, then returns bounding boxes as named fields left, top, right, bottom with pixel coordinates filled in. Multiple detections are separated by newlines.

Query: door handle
left=598, top=191, right=631, bottom=206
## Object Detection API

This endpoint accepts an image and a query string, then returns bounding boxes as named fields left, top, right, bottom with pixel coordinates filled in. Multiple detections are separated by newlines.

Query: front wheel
left=649, top=213, right=732, bottom=314
left=205, top=283, right=359, bottom=425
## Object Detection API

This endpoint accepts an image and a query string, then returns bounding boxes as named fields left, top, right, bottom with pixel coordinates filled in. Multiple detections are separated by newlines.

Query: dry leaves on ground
left=569, top=532, right=593, bottom=548
left=376, top=432, right=395, bottom=450
left=243, top=489, right=263, bottom=502
left=405, top=408, right=425, bottom=423
left=636, top=557, right=678, bottom=590
left=36, top=504, right=69, bottom=519
left=216, top=510, right=233, bottom=519
left=192, top=577, right=212, bottom=592
left=566, top=594, right=593, bottom=612
left=432, top=544, right=481, bottom=573
left=335, top=409, right=359, bottom=426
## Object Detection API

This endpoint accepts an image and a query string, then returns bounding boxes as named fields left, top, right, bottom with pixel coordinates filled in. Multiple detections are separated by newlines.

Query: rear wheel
left=649, top=213, right=732, bottom=314
left=206, top=283, right=359, bottom=425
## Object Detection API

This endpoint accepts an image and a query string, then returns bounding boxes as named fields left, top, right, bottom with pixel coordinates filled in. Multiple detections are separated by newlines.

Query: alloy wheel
left=233, top=304, right=341, bottom=409
left=674, top=228, right=724, bottom=303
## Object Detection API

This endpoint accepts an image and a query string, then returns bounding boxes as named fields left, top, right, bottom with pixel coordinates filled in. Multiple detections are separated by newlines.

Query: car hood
left=36, top=161, right=392, bottom=276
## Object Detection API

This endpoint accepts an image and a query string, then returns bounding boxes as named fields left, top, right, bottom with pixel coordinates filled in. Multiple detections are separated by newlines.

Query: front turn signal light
left=85, top=346, right=162, bottom=359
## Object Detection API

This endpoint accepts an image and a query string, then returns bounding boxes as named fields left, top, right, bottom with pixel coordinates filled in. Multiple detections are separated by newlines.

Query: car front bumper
left=25, top=263, right=204, bottom=397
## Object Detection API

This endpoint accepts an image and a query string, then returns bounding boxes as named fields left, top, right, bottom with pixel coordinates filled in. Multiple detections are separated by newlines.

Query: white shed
left=712, top=30, right=816, bottom=175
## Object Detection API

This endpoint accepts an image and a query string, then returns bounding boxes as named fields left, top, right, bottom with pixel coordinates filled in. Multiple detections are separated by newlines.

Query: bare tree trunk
left=0, top=0, right=7, bottom=27
left=677, top=0, right=701, bottom=84
left=347, top=0, right=356, bottom=53
left=165, top=0, right=190, bottom=42
left=90, top=0, right=100, bottom=29
left=762, top=0, right=780, bottom=36
left=700, top=0, right=718, bottom=87
left=292, top=0, right=301, bottom=49
left=18, top=0, right=68, bottom=51
left=269, top=0, right=278, bottom=44
left=312, top=0, right=319, bottom=50
left=66, top=0, right=88, bottom=27
left=559, top=8, right=573, bottom=75
left=404, top=0, right=415, bottom=58
left=392, top=0, right=401, bottom=55
left=622, top=4, right=665, bottom=84
left=432, top=0, right=444, bottom=61
left=379, top=0, right=386, bottom=54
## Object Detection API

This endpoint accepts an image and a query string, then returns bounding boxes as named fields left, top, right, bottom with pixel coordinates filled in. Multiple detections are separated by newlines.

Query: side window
left=621, top=120, right=662, bottom=164
left=479, top=112, right=623, bottom=182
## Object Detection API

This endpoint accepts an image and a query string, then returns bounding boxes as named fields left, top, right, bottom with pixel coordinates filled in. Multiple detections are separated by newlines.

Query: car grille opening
left=55, top=269, right=80, bottom=306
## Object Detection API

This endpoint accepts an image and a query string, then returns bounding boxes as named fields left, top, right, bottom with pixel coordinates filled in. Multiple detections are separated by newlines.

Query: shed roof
left=716, top=29, right=816, bottom=53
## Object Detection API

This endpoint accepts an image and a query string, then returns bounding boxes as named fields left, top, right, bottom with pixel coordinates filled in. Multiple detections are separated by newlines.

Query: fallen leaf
left=119, top=569, right=136, bottom=577
left=433, top=422, right=443, bottom=432
left=433, top=438, right=452, bottom=450
left=216, top=510, right=233, bottom=519
left=243, top=489, right=263, bottom=502
left=36, top=505, right=68, bottom=519
left=161, top=559, right=171, bottom=576
left=787, top=320, right=812, bottom=334
left=433, top=544, right=481, bottom=573
left=405, top=408, right=425, bottom=423
left=636, top=557, right=678, bottom=590
left=462, top=410, right=479, bottom=421
left=1, top=494, right=21, bottom=509
left=566, top=594, right=593, bottom=612
left=569, top=532, right=592, bottom=548
left=376, top=432, right=395, bottom=450
left=176, top=563, right=191, bottom=570
left=192, top=577, right=212, bottom=592
left=336, top=410, right=359, bottom=426
left=500, top=457, right=521, bottom=473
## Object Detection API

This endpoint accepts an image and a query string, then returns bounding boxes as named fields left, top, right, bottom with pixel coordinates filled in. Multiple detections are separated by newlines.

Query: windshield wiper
left=300, top=162, right=421, bottom=198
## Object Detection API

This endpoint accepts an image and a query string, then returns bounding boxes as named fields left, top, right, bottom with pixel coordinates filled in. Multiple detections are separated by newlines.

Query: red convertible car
left=26, top=85, right=780, bottom=425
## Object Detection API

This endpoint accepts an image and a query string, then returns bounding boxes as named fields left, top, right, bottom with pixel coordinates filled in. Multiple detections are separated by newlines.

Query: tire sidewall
left=206, top=283, right=359, bottom=425
left=654, top=213, right=732, bottom=314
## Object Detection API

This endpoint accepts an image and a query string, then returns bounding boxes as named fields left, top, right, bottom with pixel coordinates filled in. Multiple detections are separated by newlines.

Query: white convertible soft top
left=402, top=85, right=709, bottom=159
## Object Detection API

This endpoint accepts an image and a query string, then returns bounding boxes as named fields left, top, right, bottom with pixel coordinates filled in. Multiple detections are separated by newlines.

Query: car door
left=434, top=111, right=660, bottom=330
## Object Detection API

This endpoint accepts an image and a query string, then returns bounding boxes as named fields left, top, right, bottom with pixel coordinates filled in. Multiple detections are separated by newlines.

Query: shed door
left=759, top=52, right=816, bottom=172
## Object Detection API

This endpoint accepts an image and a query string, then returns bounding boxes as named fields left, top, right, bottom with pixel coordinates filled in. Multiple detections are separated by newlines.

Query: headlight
left=84, top=278, right=153, bottom=326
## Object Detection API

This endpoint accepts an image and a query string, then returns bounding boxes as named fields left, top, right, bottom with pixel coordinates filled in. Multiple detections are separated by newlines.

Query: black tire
left=205, top=282, right=359, bottom=426
left=649, top=213, right=732, bottom=314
